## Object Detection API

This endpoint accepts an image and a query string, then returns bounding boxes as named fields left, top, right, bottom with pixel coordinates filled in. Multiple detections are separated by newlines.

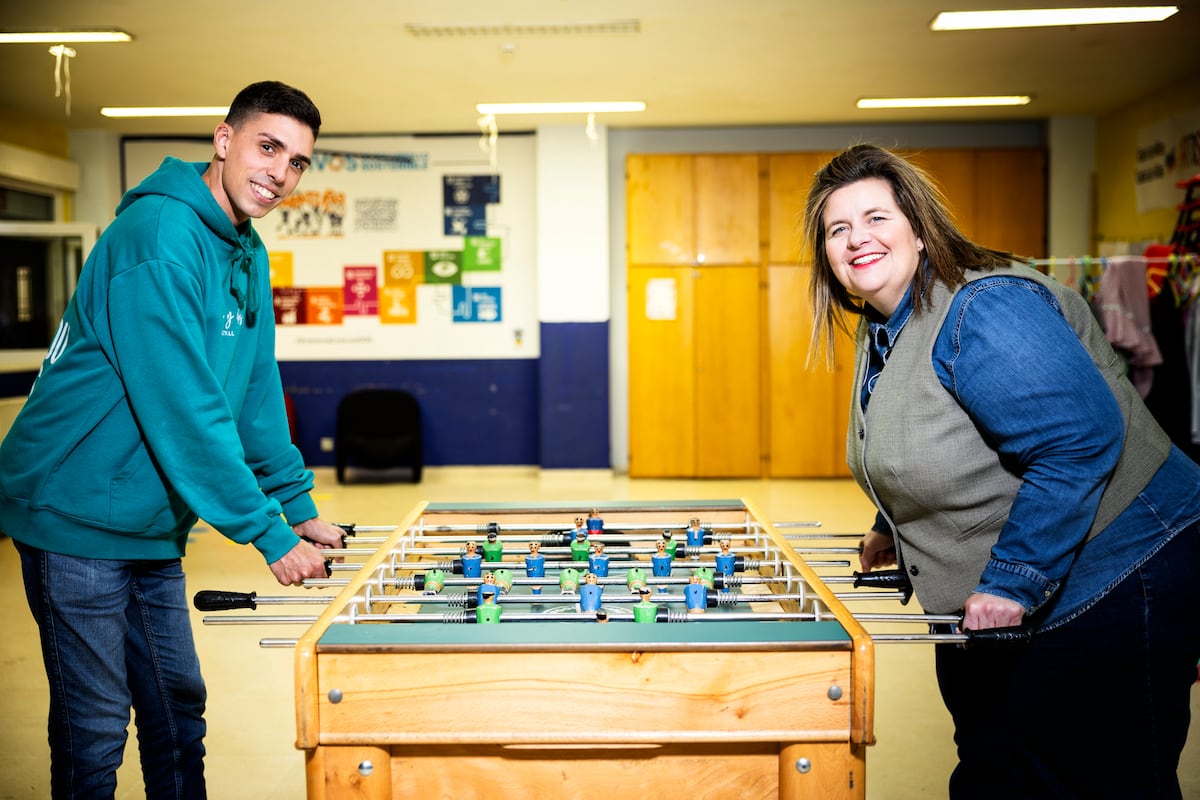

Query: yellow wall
left=0, top=105, right=69, bottom=158
left=1095, top=71, right=1200, bottom=247
left=0, top=105, right=73, bottom=218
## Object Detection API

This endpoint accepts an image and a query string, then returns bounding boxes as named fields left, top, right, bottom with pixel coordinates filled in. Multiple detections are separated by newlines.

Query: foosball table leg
left=778, top=742, right=867, bottom=800
left=306, top=745, right=391, bottom=800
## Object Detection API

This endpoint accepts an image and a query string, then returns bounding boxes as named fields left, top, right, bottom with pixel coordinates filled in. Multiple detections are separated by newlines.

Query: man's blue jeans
left=16, top=541, right=207, bottom=799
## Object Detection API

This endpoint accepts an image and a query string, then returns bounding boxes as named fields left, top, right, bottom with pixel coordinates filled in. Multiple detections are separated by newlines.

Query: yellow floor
left=0, top=467, right=1196, bottom=799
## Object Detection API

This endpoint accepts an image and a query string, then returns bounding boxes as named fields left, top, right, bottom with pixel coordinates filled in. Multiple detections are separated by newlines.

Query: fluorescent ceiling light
left=931, top=6, right=1178, bottom=30
left=857, top=96, right=1033, bottom=109
left=100, top=106, right=229, bottom=118
left=476, top=101, right=645, bottom=115
left=0, top=30, right=133, bottom=43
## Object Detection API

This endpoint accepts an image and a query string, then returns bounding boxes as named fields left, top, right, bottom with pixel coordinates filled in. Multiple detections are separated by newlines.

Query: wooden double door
left=627, top=149, right=1046, bottom=478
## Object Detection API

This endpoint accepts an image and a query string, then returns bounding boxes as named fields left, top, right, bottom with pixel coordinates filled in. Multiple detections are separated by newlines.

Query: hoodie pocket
left=40, top=400, right=182, bottom=534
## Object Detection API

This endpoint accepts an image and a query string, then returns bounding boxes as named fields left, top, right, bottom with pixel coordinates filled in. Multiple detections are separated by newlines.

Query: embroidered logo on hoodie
left=222, top=310, right=244, bottom=336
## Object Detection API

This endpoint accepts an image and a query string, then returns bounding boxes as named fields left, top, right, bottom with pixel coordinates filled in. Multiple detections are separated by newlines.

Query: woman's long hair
left=801, top=144, right=1017, bottom=366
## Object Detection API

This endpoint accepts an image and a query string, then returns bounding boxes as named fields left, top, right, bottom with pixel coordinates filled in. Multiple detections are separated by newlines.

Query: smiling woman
left=801, top=143, right=1200, bottom=800
left=820, top=177, right=924, bottom=317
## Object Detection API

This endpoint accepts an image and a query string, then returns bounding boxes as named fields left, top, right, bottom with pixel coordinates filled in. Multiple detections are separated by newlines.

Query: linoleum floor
left=0, top=467, right=1196, bottom=799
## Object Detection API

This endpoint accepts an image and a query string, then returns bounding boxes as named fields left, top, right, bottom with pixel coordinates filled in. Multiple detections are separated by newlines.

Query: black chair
left=335, top=389, right=423, bottom=483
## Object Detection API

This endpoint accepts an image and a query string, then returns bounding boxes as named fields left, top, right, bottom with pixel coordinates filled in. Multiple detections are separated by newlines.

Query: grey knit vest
left=846, top=264, right=1170, bottom=613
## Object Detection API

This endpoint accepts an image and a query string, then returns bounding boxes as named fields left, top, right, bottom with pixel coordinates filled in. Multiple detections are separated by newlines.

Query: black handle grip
left=193, top=590, right=257, bottom=611
left=964, top=625, right=1033, bottom=646
left=852, top=569, right=914, bottom=604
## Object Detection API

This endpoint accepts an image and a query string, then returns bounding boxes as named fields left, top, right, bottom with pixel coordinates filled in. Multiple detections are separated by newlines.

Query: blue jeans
left=935, top=518, right=1200, bottom=799
left=16, top=541, right=207, bottom=799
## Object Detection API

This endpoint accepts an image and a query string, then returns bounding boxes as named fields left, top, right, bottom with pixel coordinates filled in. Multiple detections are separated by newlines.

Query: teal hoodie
left=0, top=157, right=317, bottom=562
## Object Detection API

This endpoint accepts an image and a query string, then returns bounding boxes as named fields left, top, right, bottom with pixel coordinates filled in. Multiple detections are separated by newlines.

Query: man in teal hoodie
left=0, top=81, right=345, bottom=799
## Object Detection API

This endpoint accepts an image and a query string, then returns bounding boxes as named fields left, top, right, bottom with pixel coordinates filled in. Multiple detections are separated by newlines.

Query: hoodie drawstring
left=228, top=246, right=258, bottom=327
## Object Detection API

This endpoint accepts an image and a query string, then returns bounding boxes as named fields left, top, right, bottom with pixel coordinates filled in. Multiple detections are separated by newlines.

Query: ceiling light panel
left=0, top=29, right=133, bottom=43
left=931, top=6, right=1178, bottom=30
left=857, top=96, right=1033, bottom=109
left=100, top=107, right=229, bottom=118
left=476, top=101, right=645, bottom=115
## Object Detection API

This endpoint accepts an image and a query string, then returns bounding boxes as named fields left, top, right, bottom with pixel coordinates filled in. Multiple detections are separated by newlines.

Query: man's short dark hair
left=226, top=80, right=321, bottom=139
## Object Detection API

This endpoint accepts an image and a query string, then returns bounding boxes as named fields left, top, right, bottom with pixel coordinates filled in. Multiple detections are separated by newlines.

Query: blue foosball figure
left=476, top=571, right=501, bottom=606
left=587, top=542, right=610, bottom=577
left=651, top=539, right=673, bottom=592
left=685, top=574, right=708, bottom=613
left=579, top=573, right=603, bottom=612
left=525, top=541, right=546, bottom=595
left=461, top=541, right=483, bottom=578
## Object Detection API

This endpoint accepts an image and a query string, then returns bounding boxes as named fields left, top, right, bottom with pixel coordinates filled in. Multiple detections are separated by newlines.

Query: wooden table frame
left=294, top=499, right=874, bottom=799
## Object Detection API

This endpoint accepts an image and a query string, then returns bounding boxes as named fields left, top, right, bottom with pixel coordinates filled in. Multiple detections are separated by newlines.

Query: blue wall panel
left=538, top=322, right=610, bottom=469
left=279, top=359, right=540, bottom=467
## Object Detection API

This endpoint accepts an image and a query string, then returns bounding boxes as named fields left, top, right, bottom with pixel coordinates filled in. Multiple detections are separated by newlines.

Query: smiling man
left=0, top=81, right=347, bottom=799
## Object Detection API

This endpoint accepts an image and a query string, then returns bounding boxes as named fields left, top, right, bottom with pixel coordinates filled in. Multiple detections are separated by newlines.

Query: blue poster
left=452, top=286, right=502, bottom=323
left=444, top=175, right=500, bottom=236
left=444, top=204, right=488, bottom=236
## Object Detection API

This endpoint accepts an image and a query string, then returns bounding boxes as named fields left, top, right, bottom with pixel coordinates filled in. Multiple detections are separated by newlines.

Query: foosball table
left=200, top=499, right=886, bottom=799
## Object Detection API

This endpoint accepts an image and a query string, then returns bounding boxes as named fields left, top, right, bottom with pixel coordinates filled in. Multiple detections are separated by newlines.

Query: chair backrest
left=336, top=389, right=420, bottom=436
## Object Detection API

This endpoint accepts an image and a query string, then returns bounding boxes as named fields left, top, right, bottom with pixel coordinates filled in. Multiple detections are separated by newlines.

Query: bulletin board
left=121, top=134, right=538, bottom=361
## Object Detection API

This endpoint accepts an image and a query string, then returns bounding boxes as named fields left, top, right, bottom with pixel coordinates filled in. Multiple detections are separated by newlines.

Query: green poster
left=424, top=250, right=462, bottom=284
left=462, top=236, right=502, bottom=272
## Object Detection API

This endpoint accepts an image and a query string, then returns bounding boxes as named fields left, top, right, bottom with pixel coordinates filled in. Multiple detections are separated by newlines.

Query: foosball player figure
left=461, top=540, right=483, bottom=578
left=685, top=573, right=708, bottom=614
left=476, top=592, right=502, bottom=624
left=715, top=538, right=735, bottom=578
left=423, top=568, right=447, bottom=595
left=579, top=572, right=603, bottom=612
left=651, top=538, right=673, bottom=591
left=587, top=541, right=610, bottom=577
left=525, top=541, right=546, bottom=594
left=482, top=530, right=504, bottom=562
left=660, top=529, right=678, bottom=558
left=586, top=507, right=604, bottom=534
left=560, top=567, right=582, bottom=595
left=626, top=566, right=648, bottom=594
left=570, top=515, right=588, bottom=541
left=685, top=517, right=709, bottom=555
left=569, top=529, right=591, bottom=564
left=491, top=568, right=513, bottom=594
left=633, top=587, right=658, bottom=623
left=476, top=571, right=501, bottom=606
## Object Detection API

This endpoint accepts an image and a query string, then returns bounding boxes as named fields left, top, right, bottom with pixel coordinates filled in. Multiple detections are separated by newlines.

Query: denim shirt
left=864, top=274, right=1200, bottom=629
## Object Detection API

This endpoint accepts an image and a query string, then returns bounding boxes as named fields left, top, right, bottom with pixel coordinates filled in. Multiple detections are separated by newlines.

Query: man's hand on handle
left=268, top=518, right=345, bottom=586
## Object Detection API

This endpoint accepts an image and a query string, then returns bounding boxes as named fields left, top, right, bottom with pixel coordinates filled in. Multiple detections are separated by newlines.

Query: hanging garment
left=1094, top=256, right=1162, bottom=398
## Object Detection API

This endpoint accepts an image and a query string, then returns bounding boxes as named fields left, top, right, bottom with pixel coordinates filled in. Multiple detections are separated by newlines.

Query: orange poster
left=305, top=288, right=343, bottom=325
left=380, top=285, right=417, bottom=325
left=383, top=250, right=425, bottom=286
left=268, top=251, right=294, bottom=286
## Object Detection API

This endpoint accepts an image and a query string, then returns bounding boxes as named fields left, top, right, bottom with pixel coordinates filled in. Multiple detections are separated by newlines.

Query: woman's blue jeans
left=16, top=541, right=207, bottom=799
left=935, top=519, right=1200, bottom=800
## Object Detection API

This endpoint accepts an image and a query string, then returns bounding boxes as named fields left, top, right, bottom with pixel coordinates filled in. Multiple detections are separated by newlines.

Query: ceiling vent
left=405, top=20, right=640, bottom=37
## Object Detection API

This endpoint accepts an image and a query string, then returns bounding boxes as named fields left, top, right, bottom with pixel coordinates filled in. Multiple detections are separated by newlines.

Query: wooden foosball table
left=212, top=499, right=878, bottom=799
